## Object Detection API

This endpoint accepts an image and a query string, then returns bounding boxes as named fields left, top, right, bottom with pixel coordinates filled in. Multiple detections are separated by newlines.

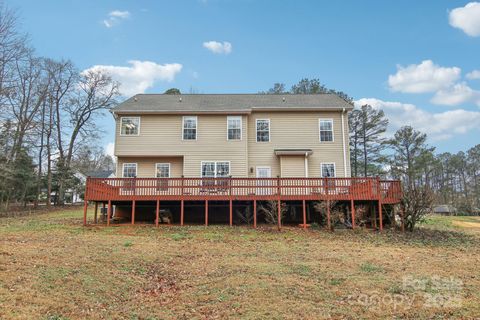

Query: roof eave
left=112, top=110, right=252, bottom=116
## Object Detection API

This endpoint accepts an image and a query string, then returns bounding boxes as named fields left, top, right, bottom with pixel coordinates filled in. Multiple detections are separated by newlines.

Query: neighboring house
left=86, top=170, right=116, bottom=179
left=112, top=94, right=352, bottom=179
left=54, top=172, right=86, bottom=204
left=433, top=205, right=457, bottom=215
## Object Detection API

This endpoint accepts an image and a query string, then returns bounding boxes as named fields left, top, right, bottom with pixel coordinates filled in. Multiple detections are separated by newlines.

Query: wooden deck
left=83, top=177, right=402, bottom=230
left=85, top=177, right=402, bottom=203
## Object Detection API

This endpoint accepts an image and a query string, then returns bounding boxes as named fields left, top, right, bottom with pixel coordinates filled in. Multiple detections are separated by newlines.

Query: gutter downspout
left=341, top=108, right=348, bottom=177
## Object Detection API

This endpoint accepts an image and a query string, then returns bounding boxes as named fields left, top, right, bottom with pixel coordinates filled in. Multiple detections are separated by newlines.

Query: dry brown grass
left=1, top=209, right=479, bottom=319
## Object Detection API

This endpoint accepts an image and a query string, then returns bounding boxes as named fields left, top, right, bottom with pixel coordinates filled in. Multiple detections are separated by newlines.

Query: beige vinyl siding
left=247, top=111, right=350, bottom=178
left=280, top=156, right=306, bottom=177
left=115, top=115, right=248, bottom=177
left=117, top=157, right=183, bottom=178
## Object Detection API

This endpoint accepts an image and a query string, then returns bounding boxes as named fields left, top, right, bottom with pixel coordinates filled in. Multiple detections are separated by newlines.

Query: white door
left=256, top=167, right=272, bottom=195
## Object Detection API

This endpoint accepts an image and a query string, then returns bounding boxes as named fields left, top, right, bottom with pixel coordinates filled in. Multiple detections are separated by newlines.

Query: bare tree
left=6, top=55, right=50, bottom=161
left=55, top=69, right=119, bottom=204
left=0, top=2, right=29, bottom=108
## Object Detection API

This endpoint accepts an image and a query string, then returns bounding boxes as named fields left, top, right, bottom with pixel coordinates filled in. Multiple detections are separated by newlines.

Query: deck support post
left=205, top=200, right=208, bottom=226
left=377, top=177, right=383, bottom=231
left=253, top=200, right=257, bottom=229
left=107, top=200, right=111, bottom=226
left=131, top=200, right=136, bottom=225
left=94, top=202, right=98, bottom=224
left=351, top=199, right=355, bottom=229
left=155, top=200, right=160, bottom=227
left=326, top=200, right=331, bottom=231
left=302, top=200, right=307, bottom=229
left=378, top=200, right=383, bottom=231
left=229, top=199, right=233, bottom=226
left=83, top=200, right=87, bottom=226
left=277, top=199, right=281, bottom=231
left=180, top=200, right=184, bottom=226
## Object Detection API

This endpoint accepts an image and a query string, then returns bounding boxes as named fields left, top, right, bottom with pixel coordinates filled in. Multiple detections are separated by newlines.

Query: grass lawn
left=1, top=209, right=479, bottom=319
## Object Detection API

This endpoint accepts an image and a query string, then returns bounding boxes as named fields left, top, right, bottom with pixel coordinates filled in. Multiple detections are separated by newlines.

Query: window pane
left=319, top=120, right=333, bottom=142
left=216, top=162, right=230, bottom=177
left=121, top=118, right=139, bottom=135
left=183, top=117, right=197, bottom=140
left=227, top=117, right=241, bottom=140
left=228, top=128, right=241, bottom=140
left=183, top=128, right=196, bottom=140
left=322, top=164, right=335, bottom=178
left=123, top=164, right=137, bottom=177
left=320, top=131, right=333, bottom=142
left=256, top=120, right=270, bottom=142
left=320, top=120, right=332, bottom=131
left=202, top=162, right=215, bottom=177
left=156, top=164, right=170, bottom=178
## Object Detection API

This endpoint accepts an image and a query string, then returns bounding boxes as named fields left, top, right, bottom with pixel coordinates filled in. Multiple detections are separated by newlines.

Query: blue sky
left=9, top=0, right=480, bottom=154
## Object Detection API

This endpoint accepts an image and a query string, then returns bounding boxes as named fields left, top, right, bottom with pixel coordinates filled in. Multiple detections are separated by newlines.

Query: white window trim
left=120, top=117, right=140, bottom=136
left=256, top=119, right=271, bottom=143
left=318, top=118, right=334, bottom=142
left=122, top=163, right=137, bottom=178
left=320, top=162, right=336, bottom=178
left=200, top=161, right=231, bottom=178
left=155, top=163, right=171, bottom=178
left=227, top=116, right=242, bottom=141
left=182, top=116, right=198, bottom=141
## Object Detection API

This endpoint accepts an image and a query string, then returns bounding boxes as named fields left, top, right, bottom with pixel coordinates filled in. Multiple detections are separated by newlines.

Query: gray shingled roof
left=112, top=94, right=353, bottom=114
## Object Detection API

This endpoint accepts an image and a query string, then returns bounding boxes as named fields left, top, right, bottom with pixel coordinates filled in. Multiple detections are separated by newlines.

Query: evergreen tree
left=349, top=105, right=388, bottom=177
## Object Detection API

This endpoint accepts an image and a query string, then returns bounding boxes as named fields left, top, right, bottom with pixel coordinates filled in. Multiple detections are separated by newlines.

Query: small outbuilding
left=433, top=205, right=457, bottom=215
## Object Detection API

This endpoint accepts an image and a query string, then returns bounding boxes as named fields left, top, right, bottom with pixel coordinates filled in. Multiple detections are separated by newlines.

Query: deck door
left=256, top=167, right=272, bottom=195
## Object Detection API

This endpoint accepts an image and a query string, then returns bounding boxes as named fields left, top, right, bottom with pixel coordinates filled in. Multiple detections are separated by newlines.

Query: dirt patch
left=453, top=220, right=480, bottom=231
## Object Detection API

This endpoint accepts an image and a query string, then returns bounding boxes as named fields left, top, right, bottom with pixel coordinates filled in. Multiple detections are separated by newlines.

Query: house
left=56, top=171, right=115, bottom=204
left=433, top=205, right=457, bottom=215
left=86, top=170, right=116, bottom=179
left=113, top=94, right=352, bottom=179
left=84, top=94, right=402, bottom=229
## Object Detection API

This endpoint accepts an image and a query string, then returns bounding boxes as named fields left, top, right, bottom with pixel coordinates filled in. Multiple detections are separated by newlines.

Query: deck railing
left=85, top=177, right=402, bottom=204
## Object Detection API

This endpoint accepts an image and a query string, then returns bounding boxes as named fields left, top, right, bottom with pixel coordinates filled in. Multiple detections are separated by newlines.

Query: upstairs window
left=319, top=119, right=333, bottom=142
left=123, top=163, right=137, bottom=178
left=120, top=117, right=140, bottom=135
left=321, top=163, right=336, bottom=178
left=183, top=116, right=197, bottom=140
left=227, top=116, right=242, bottom=140
left=256, top=119, right=270, bottom=142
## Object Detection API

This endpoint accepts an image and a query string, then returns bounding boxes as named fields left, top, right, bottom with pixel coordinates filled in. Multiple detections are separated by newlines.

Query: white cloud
left=83, top=60, right=182, bottom=96
left=388, top=60, right=461, bottom=93
left=355, top=98, right=480, bottom=141
left=466, top=70, right=480, bottom=80
left=203, top=41, right=232, bottom=54
left=449, top=2, right=480, bottom=37
left=431, top=82, right=480, bottom=107
left=103, top=10, right=130, bottom=28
